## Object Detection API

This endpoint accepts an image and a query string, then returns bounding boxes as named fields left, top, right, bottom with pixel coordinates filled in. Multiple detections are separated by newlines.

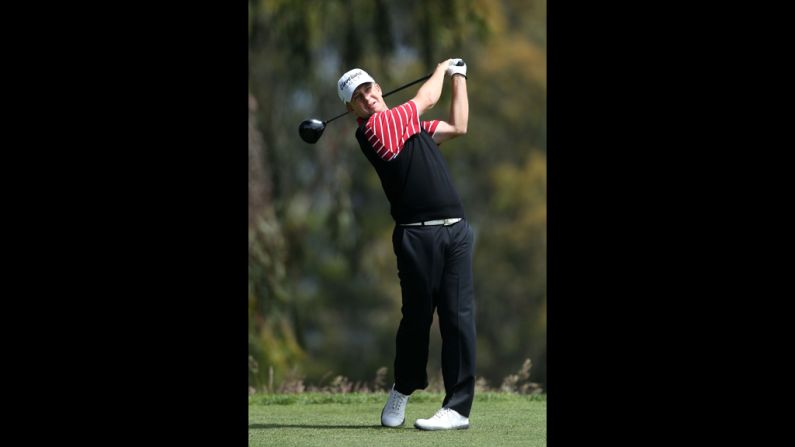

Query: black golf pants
left=391, top=219, right=477, bottom=417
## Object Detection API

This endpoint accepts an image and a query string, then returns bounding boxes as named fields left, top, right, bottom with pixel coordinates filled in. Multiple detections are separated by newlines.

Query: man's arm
left=411, top=59, right=453, bottom=116
left=431, top=74, right=468, bottom=144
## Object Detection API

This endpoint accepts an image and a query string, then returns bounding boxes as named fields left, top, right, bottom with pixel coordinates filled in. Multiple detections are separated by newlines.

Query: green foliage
left=249, top=0, right=546, bottom=392
left=249, top=391, right=545, bottom=406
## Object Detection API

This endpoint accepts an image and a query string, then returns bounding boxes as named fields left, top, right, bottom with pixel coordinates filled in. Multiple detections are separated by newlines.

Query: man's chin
left=361, top=106, right=385, bottom=117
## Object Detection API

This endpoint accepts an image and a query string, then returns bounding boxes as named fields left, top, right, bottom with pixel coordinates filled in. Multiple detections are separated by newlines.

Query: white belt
left=401, top=218, right=462, bottom=227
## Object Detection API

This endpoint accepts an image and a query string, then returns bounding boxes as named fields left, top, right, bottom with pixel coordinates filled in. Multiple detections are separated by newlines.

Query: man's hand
left=446, top=58, right=467, bottom=79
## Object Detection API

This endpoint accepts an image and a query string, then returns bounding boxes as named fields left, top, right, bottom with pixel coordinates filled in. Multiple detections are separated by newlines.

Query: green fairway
left=249, top=392, right=546, bottom=446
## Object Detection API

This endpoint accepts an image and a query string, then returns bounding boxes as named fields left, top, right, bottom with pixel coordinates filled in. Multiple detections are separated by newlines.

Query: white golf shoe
left=414, top=407, right=470, bottom=430
left=381, top=385, right=410, bottom=427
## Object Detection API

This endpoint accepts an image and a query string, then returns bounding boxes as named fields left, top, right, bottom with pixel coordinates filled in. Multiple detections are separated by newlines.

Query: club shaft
left=324, top=110, right=349, bottom=124
left=381, top=74, right=432, bottom=98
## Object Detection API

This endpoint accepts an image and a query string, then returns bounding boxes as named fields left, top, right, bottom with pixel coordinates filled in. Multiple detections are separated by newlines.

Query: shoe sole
left=413, top=423, right=469, bottom=431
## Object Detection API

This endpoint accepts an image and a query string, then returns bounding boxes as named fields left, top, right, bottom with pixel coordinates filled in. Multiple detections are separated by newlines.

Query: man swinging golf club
left=337, top=58, right=475, bottom=431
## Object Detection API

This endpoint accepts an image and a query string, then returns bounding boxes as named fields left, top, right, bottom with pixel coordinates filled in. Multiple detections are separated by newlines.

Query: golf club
left=298, top=61, right=464, bottom=144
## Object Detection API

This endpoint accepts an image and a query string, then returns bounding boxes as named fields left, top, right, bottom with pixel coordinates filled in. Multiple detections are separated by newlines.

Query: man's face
left=347, top=82, right=387, bottom=118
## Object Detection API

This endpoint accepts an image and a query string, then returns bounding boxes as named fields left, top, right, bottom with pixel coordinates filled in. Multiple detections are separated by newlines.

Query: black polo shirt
left=355, top=100, right=465, bottom=224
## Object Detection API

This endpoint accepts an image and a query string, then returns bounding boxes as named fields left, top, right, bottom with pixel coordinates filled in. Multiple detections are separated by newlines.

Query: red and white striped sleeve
left=421, top=119, right=440, bottom=136
left=362, top=100, right=422, bottom=161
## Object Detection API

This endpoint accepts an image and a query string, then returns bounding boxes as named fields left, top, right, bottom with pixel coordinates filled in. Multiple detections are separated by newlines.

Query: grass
left=248, top=392, right=546, bottom=446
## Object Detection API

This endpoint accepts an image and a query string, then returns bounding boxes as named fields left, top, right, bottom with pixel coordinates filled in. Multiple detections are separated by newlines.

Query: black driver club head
left=298, top=119, right=325, bottom=144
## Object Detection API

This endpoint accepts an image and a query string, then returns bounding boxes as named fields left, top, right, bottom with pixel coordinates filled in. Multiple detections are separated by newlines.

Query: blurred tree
left=249, top=94, right=305, bottom=387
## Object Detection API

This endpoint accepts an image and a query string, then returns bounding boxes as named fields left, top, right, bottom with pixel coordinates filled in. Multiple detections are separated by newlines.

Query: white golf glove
left=446, top=58, right=467, bottom=79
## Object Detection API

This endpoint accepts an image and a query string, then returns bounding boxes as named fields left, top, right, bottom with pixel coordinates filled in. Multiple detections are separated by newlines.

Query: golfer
left=336, top=58, right=475, bottom=430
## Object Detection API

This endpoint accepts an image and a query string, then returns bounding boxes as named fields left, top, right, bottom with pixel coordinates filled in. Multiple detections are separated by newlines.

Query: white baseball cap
left=337, top=68, right=376, bottom=103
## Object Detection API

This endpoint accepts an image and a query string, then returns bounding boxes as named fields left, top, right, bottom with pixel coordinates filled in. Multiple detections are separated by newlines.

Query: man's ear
left=345, top=103, right=353, bottom=112
left=373, top=83, right=382, bottom=95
